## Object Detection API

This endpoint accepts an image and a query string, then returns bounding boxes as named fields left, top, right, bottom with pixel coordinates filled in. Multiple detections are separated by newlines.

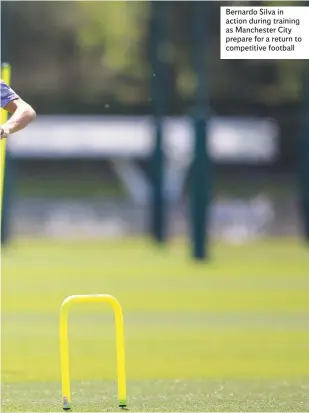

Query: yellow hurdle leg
left=110, top=296, right=127, bottom=407
left=0, top=63, right=11, bottom=220
left=59, top=297, right=72, bottom=410
left=59, top=294, right=127, bottom=411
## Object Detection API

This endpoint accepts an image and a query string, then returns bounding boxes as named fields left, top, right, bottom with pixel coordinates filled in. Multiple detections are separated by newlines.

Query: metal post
left=149, top=1, right=168, bottom=244
left=299, top=60, right=309, bottom=242
left=190, top=1, right=211, bottom=260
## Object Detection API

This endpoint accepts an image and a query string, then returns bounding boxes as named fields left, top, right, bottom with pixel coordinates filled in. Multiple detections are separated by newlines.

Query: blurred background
left=2, top=0, right=308, bottom=249
left=1, top=2, right=309, bottom=412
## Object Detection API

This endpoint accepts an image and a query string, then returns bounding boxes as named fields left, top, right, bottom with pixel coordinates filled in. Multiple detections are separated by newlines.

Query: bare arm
left=1, top=98, right=36, bottom=138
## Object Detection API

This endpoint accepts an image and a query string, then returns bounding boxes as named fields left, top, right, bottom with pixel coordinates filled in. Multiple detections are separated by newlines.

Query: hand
left=0, top=126, right=10, bottom=139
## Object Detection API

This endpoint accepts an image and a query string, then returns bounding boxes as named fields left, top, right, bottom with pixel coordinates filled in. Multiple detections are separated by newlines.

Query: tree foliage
left=5, top=0, right=304, bottom=113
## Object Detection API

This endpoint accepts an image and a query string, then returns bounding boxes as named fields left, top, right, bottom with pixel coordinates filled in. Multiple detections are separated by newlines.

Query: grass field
left=1, top=238, right=309, bottom=412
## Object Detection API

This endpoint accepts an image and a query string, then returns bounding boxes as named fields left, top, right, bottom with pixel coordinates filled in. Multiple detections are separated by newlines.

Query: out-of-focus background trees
left=7, top=0, right=304, bottom=162
left=2, top=0, right=308, bottom=243
left=8, top=0, right=303, bottom=110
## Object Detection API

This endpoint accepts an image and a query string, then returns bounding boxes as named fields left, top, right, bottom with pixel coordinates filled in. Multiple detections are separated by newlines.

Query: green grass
left=1, top=238, right=309, bottom=412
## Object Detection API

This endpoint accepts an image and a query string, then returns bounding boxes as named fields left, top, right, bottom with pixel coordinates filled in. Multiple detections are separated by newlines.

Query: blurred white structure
left=9, top=115, right=278, bottom=205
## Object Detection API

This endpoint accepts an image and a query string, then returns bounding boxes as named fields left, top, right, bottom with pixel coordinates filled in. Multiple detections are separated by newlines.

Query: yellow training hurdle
left=59, top=294, right=127, bottom=410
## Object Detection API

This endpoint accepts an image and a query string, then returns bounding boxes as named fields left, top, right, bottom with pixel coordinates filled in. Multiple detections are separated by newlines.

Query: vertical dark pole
left=1, top=1, right=12, bottom=246
left=299, top=60, right=309, bottom=242
left=1, top=151, right=14, bottom=246
left=190, top=1, right=211, bottom=260
left=149, top=1, right=167, bottom=243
